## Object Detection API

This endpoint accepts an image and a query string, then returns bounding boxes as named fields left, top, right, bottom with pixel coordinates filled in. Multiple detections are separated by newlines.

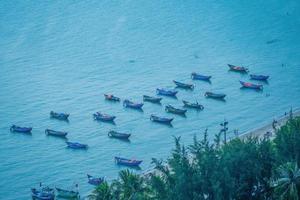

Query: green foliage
left=89, top=117, right=300, bottom=200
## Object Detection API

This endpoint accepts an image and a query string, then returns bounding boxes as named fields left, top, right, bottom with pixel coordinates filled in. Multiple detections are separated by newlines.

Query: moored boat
left=204, top=92, right=226, bottom=99
left=228, top=64, right=248, bottom=73
left=143, top=95, right=162, bottom=103
left=182, top=100, right=204, bottom=110
left=115, top=156, right=142, bottom=167
left=66, top=142, right=88, bottom=149
left=108, top=130, right=131, bottom=140
left=10, top=125, right=32, bottom=133
left=239, top=81, right=263, bottom=90
left=31, top=187, right=55, bottom=200
left=50, top=111, right=69, bottom=120
left=250, top=74, right=269, bottom=81
left=104, top=94, right=120, bottom=101
left=123, top=100, right=143, bottom=109
left=150, top=115, right=173, bottom=124
left=45, top=129, right=67, bottom=138
left=87, top=174, right=104, bottom=186
left=191, top=72, right=211, bottom=81
left=173, top=80, right=194, bottom=89
left=93, top=112, right=116, bottom=122
left=165, top=105, right=187, bottom=115
left=56, top=187, right=80, bottom=199
left=156, top=88, right=178, bottom=97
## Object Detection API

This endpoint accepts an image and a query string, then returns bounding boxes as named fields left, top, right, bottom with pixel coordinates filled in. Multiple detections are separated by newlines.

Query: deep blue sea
left=1, top=0, right=300, bottom=199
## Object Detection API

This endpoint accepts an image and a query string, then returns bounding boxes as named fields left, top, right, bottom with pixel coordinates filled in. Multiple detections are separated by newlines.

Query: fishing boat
left=31, top=187, right=55, bottom=200
left=239, top=81, right=263, bottom=90
left=123, top=100, right=143, bottom=109
left=104, top=94, right=120, bottom=101
left=182, top=100, right=204, bottom=110
left=228, top=64, right=248, bottom=73
left=173, top=80, right=194, bottom=89
left=156, top=88, right=178, bottom=97
left=250, top=74, right=269, bottom=81
left=66, top=142, right=88, bottom=149
left=45, top=129, right=67, bottom=138
left=165, top=105, right=187, bottom=115
left=115, top=156, right=142, bottom=167
left=93, top=112, right=116, bottom=122
left=191, top=72, right=211, bottom=81
left=150, top=115, right=173, bottom=124
left=56, top=187, right=80, bottom=199
left=50, top=111, right=69, bottom=120
left=108, top=130, right=131, bottom=139
left=143, top=95, right=162, bottom=103
left=10, top=125, right=32, bottom=133
left=204, top=92, right=226, bottom=99
left=87, top=174, right=104, bottom=186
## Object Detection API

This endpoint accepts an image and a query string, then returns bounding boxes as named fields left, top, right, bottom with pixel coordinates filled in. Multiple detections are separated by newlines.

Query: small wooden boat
left=10, top=125, right=32, bottom=133
left=173, top=80, right=194, bottom=89
left=93, top=112, right=116, bottom=122
left=87, top=174, right=104, bottom=186
left=45, top=129, right=67, bottom=138
left=143, top=95, right=162, bottom=103
left=104, top=94, right=120, bottom=101
left=108, top=130, right=131, bottom=139
left=191, top=72, right=211, bottom=81
left=205, top=92, right=226, bottom=99
left=228, top=64, right=248, bottom=73
left=123, top=100, right=143, bottom=109
left=31, top=187, right=55, bottom=200
left=56, top=187, right=80, bottom=199
left=150, top=115, right=173, bottom=124
left=115, top=156, right=142, bottom=167
left=240, top=81, right=263, bottom=90
left=66, top=142, right=88, bottom=149
left=182, top=100, right=204, bottom=110
left=50, top=111, right=69, bottom=120
left=156, top=88, right=178, bottom=96
left=250, top=74, right=269, bottom=81
left=165, top=105, right=187, bottom=115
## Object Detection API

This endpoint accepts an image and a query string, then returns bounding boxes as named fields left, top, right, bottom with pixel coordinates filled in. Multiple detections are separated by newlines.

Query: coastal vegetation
left=90, top=116, right=300, bottom=200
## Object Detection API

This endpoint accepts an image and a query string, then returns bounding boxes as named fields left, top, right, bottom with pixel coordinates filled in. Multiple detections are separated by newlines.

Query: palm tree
left=273, top=162, right=300, bottom=200
left=89, top=181, right=113, bottom=200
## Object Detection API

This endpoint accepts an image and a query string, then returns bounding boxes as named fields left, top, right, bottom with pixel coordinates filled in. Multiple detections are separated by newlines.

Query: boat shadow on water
left=240, top=87, right=264, bottom=93
left=50, top=117, right=69, bottom=123
left=94, top=120, right=116, bottom=126
left=115, top=164, right=142, bottom=171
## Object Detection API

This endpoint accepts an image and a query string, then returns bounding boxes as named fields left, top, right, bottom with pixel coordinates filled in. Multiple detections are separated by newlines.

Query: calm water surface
left=1, top=0, right=300, bottom=199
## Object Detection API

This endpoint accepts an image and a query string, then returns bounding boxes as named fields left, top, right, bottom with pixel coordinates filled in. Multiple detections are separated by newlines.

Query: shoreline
left=238, top=107, right=300, bottom=139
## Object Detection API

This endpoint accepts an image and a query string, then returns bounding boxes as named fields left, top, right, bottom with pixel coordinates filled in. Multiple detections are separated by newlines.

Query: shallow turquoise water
left=0, top=0, right=300, bottom=199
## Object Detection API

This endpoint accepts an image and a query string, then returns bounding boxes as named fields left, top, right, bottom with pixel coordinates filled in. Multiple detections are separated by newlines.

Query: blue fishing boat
left=104, top=94, right=120, bottom=101
left=156, top=88, right=178, bottom=97
left=250, top=74, right=269, bottom=81
left=240, top=81, right=263, bottom=90
left=182, top=100, right=204, bottom=110
left=173, top=80, right=194, bottom=89
left=93, top=112, right=116, bottom=122
left=56, top=187, right=80, bottom=199
left=66, top=142, right=88, bottom=149
left=31, top=187, right=55, bottom=200
left=108, top=130, right=131, bottom=140
left=45, top=129, right=67, bottom=138
left=205, top=92, right=226, bottom=99
left=191, top=72, right=211, bottom=81
left=115, top=156, right=142, bottom=167
left=165, top=105, right=187, bottom=115
left=10, top=125, right=32, bottom=133
left=50, top=111, right=69, bottom=120
left=228, top=64, right=248, bottom=73
left=123, top=100, right=143, bottom=109
left=143, top=95, right=162, bottom=103
left=87, top=174, right=104, bottom=186
left=150, top=115, right=173, bottom=124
